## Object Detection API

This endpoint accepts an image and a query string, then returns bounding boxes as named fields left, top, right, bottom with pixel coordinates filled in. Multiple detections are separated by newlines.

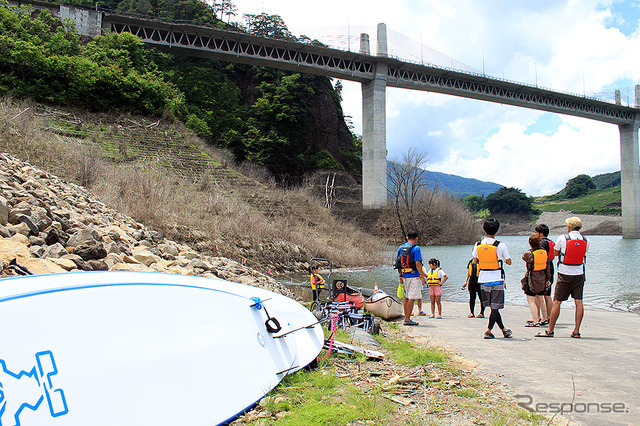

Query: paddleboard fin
left=249, top=297, right=263, bottom=309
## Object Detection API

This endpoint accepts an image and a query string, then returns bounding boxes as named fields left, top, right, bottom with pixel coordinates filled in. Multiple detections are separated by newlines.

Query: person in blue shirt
left=396, top=230, right=427, bottom=326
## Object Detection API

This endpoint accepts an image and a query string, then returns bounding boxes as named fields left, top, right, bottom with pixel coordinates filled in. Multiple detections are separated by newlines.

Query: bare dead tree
left=387, top=147, right=430, bottom=238
left=325, top=172, right=336, bottom=209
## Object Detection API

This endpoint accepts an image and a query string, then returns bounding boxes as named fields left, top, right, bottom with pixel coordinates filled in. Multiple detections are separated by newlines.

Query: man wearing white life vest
left=536, top=216, right=589, bottom=338
left=472, top=218, right=512, bottom=339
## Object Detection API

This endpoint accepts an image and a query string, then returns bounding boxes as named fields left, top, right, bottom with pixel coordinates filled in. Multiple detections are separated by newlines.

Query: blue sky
left=233, top=0, right=640, bottom=196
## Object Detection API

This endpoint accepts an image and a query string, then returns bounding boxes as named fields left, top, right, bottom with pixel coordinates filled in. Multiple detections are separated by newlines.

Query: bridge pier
left=361, top=23, right=388, bottom=209
left=619, top=91, right=640, bottom=238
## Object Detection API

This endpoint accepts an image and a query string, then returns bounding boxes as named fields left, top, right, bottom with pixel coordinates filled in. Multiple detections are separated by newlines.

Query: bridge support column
left=619, top=104, right=640, bottom=238
left=361, top=23, right=388, bottom=209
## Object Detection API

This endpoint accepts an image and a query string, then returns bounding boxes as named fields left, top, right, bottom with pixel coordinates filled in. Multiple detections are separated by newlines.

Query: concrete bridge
left=9, top=1, right=640, bottom=238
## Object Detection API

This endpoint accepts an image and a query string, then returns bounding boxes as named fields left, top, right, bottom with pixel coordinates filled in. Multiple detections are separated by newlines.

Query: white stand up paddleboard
left=0, top=271, right=324, bottom=425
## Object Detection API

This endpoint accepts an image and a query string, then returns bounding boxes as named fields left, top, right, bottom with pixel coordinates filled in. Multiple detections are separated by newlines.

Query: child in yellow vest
left=423, top=258, right=448, bottom=318
left=309, top=265, right=325, bottom=302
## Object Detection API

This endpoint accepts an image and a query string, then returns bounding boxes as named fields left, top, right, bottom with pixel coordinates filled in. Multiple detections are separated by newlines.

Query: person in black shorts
left=463, top=258, right=484, bottom=318
left=535, top=224, right=554, bottom=325
left=536, top=217, right=588, bottom=338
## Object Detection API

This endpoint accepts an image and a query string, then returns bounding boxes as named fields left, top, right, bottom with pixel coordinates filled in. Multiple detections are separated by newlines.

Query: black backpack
left=394, top=244, right=416, bottom=271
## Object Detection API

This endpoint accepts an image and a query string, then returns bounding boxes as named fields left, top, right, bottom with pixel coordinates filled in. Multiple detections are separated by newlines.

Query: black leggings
left=488, top=309, right=504, bottom=331
left=468, top=283, right=484, bottom=315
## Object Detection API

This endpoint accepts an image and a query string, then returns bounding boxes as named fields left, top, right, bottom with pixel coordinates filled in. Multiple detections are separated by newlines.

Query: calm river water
left=285, top=235, right=640, bottom=314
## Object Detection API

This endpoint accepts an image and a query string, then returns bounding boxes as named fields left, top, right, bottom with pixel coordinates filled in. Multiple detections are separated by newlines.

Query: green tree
left=241, top=72, right=314, bottom=176
left=0, top=4, right=183, bottom=115
left=463, top=195, right=486, bottom=213
left=592, top=171, right=620, bottom=189
left=310, top=149, right=343, bottom=170
left=3, top=1, right=360, bottom=182
left=485, top=187, right=536, bottom=214
left=564, top=174, right=595, bottom=199
left=243, top=13, right=294, bottom=40
left=220, top=0, right=238, bottom=23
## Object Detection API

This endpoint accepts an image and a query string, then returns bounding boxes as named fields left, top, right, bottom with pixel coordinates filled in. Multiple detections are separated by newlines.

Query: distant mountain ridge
left=420, top=169, right=503, bottom=197
left=387, top=162, right=503, bottom=198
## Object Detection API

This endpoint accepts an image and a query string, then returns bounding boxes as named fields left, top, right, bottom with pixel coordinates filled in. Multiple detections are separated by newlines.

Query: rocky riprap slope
left=0, top=153, right=294, bottom=298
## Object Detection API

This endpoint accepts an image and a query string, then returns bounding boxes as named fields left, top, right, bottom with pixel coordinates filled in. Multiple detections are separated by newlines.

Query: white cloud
left=430, top=115, right=620, bottom=195
left=233, top=0, right=638, bottom=195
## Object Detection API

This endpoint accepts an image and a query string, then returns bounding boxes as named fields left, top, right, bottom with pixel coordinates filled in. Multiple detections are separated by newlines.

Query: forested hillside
left=534, top=171, right=621, bottom=215
left=0, top=0, right=360, bottom=182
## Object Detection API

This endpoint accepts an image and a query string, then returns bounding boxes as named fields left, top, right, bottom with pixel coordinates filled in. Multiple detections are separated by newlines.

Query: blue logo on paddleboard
left=0, top=351, right=68, bottom=425
left=256, top=332, right=266, bottom=348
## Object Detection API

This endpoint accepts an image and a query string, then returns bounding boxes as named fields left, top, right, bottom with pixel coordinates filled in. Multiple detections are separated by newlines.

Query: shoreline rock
left=0, top=153, right=295, bottom=298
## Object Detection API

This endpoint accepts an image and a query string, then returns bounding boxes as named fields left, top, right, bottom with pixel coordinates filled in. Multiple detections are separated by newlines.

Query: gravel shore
left=499, top=212, right=622, bottom=236
left=535, top=211, right=622, bottom=235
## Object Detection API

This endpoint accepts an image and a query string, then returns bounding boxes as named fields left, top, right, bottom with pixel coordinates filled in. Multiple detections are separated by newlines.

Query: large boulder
left=14, top=257, right=67, bottom=274
left=73, top=240, right=107, bottom=261
left=0, top=236, right=34, bottom=263
left=0, top=195, right=8, bottom=225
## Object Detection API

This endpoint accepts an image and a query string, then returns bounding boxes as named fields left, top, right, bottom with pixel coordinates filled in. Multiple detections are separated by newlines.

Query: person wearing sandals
left=463, top=258, right=484, bottom=318
left=536, top=217, right=589, bottom=338
left=535, top=224, right=554, bottom=326
left=472, top=218, right=512, bottom=339
left=521, top=235, right=551, bottom=327
left=396, top=231, right=427, bottom=326
left=424, top=259, right=448, bottom=318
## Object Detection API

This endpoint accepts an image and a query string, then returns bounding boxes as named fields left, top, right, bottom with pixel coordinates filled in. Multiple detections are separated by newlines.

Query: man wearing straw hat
left=536, top=216, right=589, bottom=338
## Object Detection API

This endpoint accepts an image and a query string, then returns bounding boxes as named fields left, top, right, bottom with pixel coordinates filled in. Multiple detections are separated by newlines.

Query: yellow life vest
left=530, top=249, right=548, bottom=272
left=310, top=273, right=325, bottom=290
left=476, top=240, right=502, bottom=271
left=467, top=261, right=478, bottom=278
left=426, top=267, right=441, bottom=286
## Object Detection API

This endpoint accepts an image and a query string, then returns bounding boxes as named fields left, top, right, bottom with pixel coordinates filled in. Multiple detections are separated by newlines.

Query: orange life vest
left=476, top=240, right=502, bottom=271
left=528, top=249, right=548, bottom=272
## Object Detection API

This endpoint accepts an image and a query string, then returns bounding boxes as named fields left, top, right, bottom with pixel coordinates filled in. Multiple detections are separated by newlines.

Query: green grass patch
left=535, top=187, right=621, bottom=215
left=453, top=387, right=478, bottom=398
left=262, top=365, right=393, bottom=425
left=379, top=338, right=447, bottom=366
left=515, top=409, right=547, bottom=422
